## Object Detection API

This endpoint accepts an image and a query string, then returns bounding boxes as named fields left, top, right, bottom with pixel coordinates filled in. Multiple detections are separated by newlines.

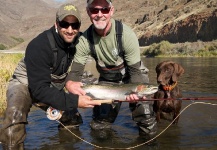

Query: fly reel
left=46, top=107, right=63, bottom=120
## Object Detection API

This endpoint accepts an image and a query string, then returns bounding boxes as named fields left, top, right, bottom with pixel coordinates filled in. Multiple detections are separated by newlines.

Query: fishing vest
left=87, top=20, right=126, bottom=82
left=12, top=30, right=74, bottom=90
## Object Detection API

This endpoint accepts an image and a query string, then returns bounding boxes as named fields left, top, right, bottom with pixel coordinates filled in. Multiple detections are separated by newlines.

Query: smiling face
left=55, top=15, right=80, bottom=43
left=86, top=0, right=114, bottom=35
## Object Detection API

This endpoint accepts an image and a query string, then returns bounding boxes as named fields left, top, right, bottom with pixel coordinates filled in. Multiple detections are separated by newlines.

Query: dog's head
left=155, top=61, right=184, bottom=85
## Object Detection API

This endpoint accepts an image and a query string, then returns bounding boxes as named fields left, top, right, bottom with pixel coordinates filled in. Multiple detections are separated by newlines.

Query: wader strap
left=87, top=25, right=97, bottom=60
left=115, top=20, right=123, bottom=57
left=46, top=31, right=58, bottom=69
left=87, top=20, right=124, bottom=61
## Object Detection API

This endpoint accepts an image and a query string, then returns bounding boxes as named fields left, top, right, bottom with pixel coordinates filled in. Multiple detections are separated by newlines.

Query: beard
left=60, top=32, right=75, bottom=43
left=93, top=19, right=107, bottom=30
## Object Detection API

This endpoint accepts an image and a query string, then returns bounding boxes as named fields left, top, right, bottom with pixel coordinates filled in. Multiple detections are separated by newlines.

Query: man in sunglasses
left=0, top=3, right=101, bottom=149
left=65, top=0, right=157, bottom=140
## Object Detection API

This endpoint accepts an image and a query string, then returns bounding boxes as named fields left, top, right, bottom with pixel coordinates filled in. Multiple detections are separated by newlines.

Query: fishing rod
left=36, top=97, right=217, bottom=120
left=93, top=97, right=217, bottom=104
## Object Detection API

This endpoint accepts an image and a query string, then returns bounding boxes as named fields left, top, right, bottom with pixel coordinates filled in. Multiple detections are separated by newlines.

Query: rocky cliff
left=138, top=2, right=217, bottom=45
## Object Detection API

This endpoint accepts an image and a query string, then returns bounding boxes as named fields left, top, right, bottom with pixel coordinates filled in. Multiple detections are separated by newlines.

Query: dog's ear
left=155, top=61, right=164, bottom=73
left=155, top=64, right=159, bottom=73
left=172, top=63, right=184, bottom=82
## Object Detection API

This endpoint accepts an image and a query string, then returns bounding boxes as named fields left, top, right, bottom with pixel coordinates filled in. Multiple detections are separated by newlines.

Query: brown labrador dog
left=153, top=60, right=184, bottom=124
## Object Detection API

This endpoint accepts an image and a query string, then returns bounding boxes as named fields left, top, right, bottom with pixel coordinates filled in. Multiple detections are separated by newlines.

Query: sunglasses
left=88, top=7, right=111, bottom=14
left=58, top=21, right=80, bottom=29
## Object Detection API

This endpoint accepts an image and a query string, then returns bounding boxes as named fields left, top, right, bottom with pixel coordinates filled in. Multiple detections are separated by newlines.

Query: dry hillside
left=0, top=0, right=216, bottom=50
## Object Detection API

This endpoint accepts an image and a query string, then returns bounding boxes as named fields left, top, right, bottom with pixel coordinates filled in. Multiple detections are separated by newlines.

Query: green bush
left=143, top=43, right=159, bottom=56
left=142, top=40, right=217, bottom=57
left=158, top=41, right=172, bottom=55
left=197, top=49, right=210, bottom=57
left=142, top=41, right=172, bottom=57
left=0, top=44, right=7, bottom=50
left=210, top=50, right=217, bottom=56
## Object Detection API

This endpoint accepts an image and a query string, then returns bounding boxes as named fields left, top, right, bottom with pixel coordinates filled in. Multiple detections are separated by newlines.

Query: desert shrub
left=197, top=49, right=211, bottom=57
left=207, top=45, right=217, bottom=51
left=142, top=41, right=172, bottom=56
left=177, top=42, right=198, bottom=56
left=143, top=43, right=160, bottom=56
left=158, top=40, right=173, bottom=55
left=198, top=43, right=217, bottom=56
left=142, top=40, right=217, bottom=57
left=0, top=44, right=7, bottom=50
left=209, top=50, right=217, bottom=56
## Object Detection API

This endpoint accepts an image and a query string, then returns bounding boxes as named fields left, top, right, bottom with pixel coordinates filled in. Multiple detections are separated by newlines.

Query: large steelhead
left=83, top=83, right=158, bottom=100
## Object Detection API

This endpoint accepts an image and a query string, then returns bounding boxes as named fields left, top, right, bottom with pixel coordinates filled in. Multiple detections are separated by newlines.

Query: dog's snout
left=157, top=76, right=163, bottom=84
left=157, top=80, right=162, bottom=84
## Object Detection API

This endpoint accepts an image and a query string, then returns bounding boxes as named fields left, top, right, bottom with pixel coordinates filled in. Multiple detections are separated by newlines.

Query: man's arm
left=65, top=62, right=86, bottom=95
left=122, top=23, right=147, bottom=100
left=65, top=33, right=91, bottom=95
left=66, top=61, right=85, bottom=81
left=25, top=34, right=80, bottom=111
left=121, top=24, right=144, bottom=83
left=127, top=61, right=144, bottom=83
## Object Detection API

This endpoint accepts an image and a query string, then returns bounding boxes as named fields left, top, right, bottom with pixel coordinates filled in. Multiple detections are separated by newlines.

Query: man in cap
left=0, top=3, right=101, bottom=149
left=65, top=0, right=157, bottom=140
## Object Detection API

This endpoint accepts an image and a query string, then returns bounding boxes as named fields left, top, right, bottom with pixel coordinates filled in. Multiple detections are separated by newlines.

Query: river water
left=0, top=57, right=217, bottom=150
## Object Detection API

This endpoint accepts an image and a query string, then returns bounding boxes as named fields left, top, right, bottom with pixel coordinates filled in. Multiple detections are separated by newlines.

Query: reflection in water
left=1, top=57, right=217, bottom=150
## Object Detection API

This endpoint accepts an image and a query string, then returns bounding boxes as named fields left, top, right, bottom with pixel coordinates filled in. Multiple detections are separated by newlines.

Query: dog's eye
left=165, top=68, right=171, bottom=72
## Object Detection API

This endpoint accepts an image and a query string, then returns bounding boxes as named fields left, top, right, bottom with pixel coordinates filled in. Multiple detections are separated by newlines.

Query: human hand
left=78, top=95, right=101, bottom=108
left=65, top=80, right=86, bottom=96
left=126, top=94, right=147, bottom=102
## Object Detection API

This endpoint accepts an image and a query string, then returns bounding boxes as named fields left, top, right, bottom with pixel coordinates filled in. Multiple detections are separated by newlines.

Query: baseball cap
left=56, top=3, right=81, bottom=23
left=87, top=0, right=112, bottom=5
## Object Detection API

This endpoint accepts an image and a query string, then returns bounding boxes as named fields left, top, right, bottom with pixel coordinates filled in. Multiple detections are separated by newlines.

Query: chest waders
left=0, top=31, right=82, bottom=149
left=43, top=31, right=83, bottom=130
left=87, top=21, right=157, bottom=140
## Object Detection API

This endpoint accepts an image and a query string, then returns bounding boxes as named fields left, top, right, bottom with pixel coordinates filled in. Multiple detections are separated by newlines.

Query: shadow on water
left=1, top=57, right=217, bottom=150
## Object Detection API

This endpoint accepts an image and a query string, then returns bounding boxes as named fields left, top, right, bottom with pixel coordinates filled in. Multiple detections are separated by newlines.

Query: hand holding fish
left=126, top=94, right=147, bottom=102
left=83, top=83, right=158, bottom=103
left=78, top=95, right=101, bottom=108
left=66, top=80, right=86, bottom=95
